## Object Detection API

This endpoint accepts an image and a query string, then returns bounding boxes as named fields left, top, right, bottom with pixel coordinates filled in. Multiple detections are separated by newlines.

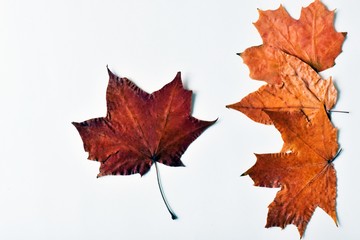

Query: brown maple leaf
left=242, top=108, right=339, bottom=237
left=227, top=46, right=337, bottom=124
left=73, top=68, right=216, bottom=219
left=254, top=0, right=346, bottom=72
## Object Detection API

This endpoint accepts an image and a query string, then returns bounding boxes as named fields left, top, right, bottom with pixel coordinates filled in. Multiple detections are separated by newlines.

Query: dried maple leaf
left=227, top=46, right=337, bottom=124
left=254, top=0, right=346, bottom=72
left=242, top=108, right=339, bottom=237
left=228, top=0, right=346, bottom=238
left=73, top=68, right=216, bottom=219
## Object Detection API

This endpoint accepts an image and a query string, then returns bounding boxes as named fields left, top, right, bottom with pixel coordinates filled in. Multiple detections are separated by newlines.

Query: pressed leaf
left=229, top=0, right=345, bottom=238
left=254, top=0, right=346, bottom=72
left=228, top=47, right=337, bottom=124
left=73, top=68, right=216, bottom=218
left=238, top=44, right=286, bottom=85
left=242, top=108, right=338, bottom=237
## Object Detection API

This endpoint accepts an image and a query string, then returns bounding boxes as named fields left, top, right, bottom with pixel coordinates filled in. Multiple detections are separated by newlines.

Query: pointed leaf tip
left=174, top=71, right=182, bottom=82
left=107, top=66, right=112, bottom=75
left=106, top=66, right=118, bottom=79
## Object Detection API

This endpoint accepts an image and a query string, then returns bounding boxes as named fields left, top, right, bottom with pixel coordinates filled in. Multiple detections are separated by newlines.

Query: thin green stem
left=153, top=160, right=178, bottom=220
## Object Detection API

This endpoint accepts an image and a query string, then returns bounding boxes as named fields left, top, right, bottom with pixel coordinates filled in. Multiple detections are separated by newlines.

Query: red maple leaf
left=73, top=68, right=216, bottom=219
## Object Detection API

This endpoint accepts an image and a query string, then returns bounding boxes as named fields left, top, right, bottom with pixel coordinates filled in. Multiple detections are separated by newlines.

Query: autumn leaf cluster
left=227, top=0, right=346, bottom=237
left=72, top=0, right=346, bottom=238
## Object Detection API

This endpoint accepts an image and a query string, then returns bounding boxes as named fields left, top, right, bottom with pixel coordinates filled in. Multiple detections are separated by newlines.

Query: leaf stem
left=328, top=110, right=350, bottom=114
left=153, top=160, right=178, bottom=220
left=328, top=148, right=342, bottom=164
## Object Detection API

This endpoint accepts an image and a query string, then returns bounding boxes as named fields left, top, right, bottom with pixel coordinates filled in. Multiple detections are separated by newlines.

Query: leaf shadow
left=181, top=73, right=198, bottom=115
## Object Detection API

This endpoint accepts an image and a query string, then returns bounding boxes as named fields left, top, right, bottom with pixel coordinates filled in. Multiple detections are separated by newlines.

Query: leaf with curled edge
left=242, top=108, right=339, bottom=238
left=254, top=0, right=346, bottom=72
left=73, top=68, right=216, bottom=219
left=227, top=45, right=337, bottom=124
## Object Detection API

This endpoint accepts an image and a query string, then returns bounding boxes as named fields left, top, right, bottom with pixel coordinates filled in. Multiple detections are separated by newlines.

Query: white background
left=1, top=0, right=359, bottom=239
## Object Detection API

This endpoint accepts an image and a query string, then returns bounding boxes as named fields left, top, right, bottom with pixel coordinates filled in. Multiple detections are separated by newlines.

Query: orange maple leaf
left=242, top=108, right=339, bottom=237
left=228, top=1, right=346, bottom=237
left=254, top=0, right=346, bottom=72
left=227, top=45, right=337, bottom=124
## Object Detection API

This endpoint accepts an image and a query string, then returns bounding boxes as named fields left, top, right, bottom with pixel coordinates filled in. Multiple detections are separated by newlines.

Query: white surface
left=0, top=0, right=359, bottom=239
